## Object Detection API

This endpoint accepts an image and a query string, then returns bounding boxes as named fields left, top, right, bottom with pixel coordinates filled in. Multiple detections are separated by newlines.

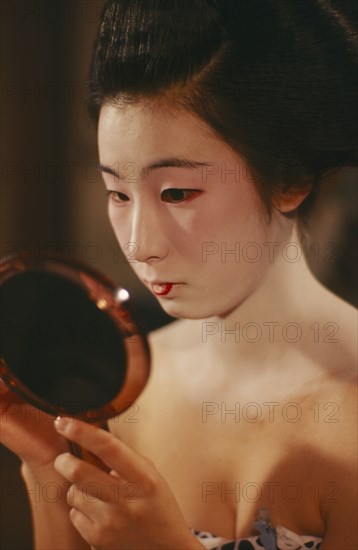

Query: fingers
left=54, top=417, right=152, bottom=488
left=67, top=483, right=108, bottom=519
left=54, top=452, right=137, bottom=503
left=69, top=505, right=118, bottom=550
left=68, top=507, right=95, bottom=545
left=55, top=453, right=111, bottom=496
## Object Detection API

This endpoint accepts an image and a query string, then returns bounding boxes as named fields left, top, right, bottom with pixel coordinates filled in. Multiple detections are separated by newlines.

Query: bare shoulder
left=306, top=281, right=357, bottom=380
left=302, top=285, right=357, bottom=449
left=316, top=282, right=357, bottom=338
left=313, top=377, right=358, bottom=545
left=288, top=297, right=357, bottom=540
left=297, top=300, right=357, bottom=469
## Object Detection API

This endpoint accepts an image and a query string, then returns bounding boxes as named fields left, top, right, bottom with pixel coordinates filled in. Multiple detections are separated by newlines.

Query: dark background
left=0, top=1, right=356, bottom=548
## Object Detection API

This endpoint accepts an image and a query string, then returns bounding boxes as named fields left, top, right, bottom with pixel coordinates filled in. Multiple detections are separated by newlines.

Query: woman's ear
left=274, top=175, right=314, bottom=213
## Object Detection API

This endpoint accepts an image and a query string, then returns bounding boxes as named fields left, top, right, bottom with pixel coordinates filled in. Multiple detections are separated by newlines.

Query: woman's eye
left=106, top=190, right=129, bottom=203
left=161, top=189, right=200, bottom=203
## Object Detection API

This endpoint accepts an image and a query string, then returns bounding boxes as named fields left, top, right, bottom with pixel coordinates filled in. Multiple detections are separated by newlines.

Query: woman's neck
left=200, top=224, right=324, bottom=366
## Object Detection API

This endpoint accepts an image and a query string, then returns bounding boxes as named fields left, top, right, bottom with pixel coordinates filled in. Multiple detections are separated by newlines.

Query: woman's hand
left=53, top=417, right=204, bottom=550
left=0, top=379, right=68, bottom=473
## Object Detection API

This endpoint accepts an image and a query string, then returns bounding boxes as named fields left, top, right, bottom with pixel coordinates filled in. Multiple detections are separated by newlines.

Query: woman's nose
left=129, top=205, right=169, bottom=263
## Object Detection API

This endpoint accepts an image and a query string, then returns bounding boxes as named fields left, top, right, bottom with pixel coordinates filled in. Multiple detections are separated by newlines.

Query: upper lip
left=144, top=280, right=181, bottom=285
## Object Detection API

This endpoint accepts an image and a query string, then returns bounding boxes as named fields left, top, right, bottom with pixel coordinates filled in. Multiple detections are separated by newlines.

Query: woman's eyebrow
left=97, top=157, right=212, bottom=180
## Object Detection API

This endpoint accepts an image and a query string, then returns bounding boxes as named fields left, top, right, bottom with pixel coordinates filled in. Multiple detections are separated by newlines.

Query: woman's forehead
left=97, top=101, right=239, bottom=166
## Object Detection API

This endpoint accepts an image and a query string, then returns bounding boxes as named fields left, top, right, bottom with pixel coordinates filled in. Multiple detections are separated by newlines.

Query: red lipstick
left=151, top=283, right=174, bottom=296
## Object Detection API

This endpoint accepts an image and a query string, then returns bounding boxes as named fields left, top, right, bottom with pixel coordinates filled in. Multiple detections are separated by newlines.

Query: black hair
left=86, top=0, right=357, bottom=224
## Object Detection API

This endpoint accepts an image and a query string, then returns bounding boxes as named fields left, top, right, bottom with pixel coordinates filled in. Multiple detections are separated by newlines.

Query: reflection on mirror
left=0, top=252, right=150, bottom=422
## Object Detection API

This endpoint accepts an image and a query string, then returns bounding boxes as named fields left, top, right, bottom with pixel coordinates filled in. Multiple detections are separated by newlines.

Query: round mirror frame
left=0, top=251, right=151, bottom=422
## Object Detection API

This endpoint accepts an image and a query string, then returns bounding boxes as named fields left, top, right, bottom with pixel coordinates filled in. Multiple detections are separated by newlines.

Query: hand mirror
left=0, top=252, right=150, bottom=424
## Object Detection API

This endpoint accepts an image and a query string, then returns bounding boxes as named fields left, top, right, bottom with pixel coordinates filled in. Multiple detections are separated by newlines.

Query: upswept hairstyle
left=86, top=0, right=357, bottom=224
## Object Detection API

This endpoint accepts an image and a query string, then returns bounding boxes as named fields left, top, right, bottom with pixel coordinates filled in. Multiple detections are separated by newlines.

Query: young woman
left=1, top=1, right=357, bottom=548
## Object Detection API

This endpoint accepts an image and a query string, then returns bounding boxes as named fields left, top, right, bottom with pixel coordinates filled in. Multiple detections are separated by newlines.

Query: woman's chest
left=111, top=389, right=326, bottom=539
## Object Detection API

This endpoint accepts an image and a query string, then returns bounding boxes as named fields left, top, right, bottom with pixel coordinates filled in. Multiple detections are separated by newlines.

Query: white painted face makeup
left=98, top=101, right=290, bottom=320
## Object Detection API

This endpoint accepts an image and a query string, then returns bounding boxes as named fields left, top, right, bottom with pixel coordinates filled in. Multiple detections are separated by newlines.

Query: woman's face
left=98, top=101, right=288, bottom=320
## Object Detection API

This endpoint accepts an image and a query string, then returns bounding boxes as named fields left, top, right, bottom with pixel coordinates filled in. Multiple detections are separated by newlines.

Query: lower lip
left=150, top=283, right=182, bottom=296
